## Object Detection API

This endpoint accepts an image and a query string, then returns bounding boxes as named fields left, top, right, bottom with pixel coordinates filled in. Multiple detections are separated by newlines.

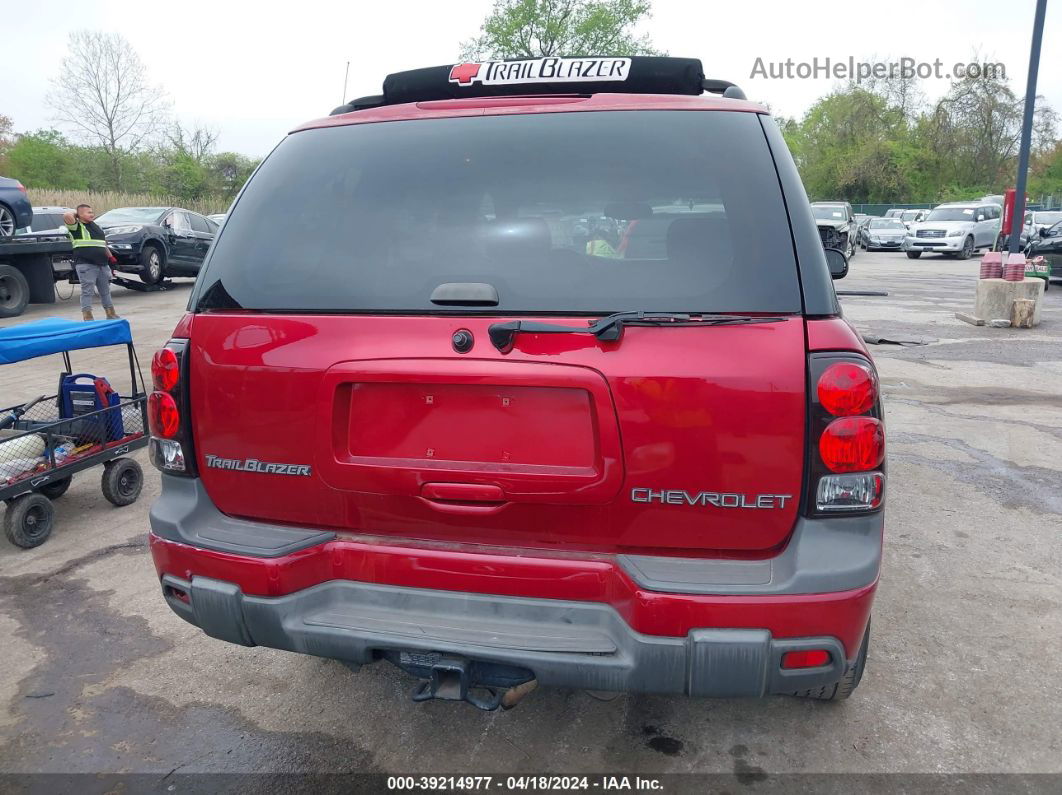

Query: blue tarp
left=0, top=317, right=133, bottom=365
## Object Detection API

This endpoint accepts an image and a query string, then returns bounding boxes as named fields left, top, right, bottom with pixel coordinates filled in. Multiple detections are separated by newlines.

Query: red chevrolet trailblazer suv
left=147, top=56, right=885, bottom=710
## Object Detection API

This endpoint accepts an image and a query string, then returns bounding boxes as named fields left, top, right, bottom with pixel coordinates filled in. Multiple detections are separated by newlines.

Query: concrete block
left=988, top=319, right=1012, bottom=328
left=973, top=278, right=1045, bottom=327
left=955, top=312, right=985, bottom=326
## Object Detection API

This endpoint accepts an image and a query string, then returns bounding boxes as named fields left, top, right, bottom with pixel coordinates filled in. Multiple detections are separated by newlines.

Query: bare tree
left=167, top=121, right=219, bottom=164
left=846, top=54, right=926, bottom=117
left=47, top=31, right=169, bottom=189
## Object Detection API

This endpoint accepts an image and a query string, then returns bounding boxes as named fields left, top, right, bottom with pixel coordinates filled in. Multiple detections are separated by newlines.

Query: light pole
left=1007, top=0, right=1048, bottom=255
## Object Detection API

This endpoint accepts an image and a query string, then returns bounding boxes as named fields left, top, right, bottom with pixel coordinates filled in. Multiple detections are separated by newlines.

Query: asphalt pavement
left=0, top=253, right=1059, bottom=787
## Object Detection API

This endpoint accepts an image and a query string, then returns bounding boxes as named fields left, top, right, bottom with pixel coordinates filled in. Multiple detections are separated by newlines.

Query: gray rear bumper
left=161, top=574, right=851, bottom=697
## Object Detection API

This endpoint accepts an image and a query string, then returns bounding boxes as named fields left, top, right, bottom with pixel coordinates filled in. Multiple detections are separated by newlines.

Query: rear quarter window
left=195, top=110, right=801, bottom=314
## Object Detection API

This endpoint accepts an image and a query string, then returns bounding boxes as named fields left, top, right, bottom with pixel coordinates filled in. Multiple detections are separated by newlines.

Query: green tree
left=160, top=152, right=211, bottom=201
left=207, top=152, right=259, bottom=200
left=4, top=130, right=88, bottom=189
left=0, top=114, right=14, bottom=169
left=790, top=88, right=912, bottom=202
left=461, top=0, right=662, bottom=60
left=1029, top=142, right=1062, bottom=203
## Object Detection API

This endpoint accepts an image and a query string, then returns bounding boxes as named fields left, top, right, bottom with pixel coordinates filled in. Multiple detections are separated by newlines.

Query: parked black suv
left=98, top=207, right=217, bottom=283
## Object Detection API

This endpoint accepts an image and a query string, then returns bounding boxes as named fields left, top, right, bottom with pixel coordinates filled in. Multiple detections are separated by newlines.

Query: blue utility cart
left=0, top=317, right=147, bottom=548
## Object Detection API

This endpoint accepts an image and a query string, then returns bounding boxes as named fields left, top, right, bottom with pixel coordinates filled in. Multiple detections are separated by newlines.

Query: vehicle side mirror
left=825, top=247, right=848, bottom=280
left=1041, top=227, right=1050, bottom=238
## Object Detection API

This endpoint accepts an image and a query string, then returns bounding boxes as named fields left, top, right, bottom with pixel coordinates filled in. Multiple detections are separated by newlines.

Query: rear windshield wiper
left=488, top=311, right=786, bottom=352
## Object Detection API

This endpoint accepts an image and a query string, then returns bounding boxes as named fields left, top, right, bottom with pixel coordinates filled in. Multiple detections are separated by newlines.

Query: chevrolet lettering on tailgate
left=631, top=488, right=792, bottom=509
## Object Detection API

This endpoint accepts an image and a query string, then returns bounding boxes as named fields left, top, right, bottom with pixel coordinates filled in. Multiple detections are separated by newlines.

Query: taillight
left=817, top=362, right=876, bottom=416
left=819, top=417, right=884, bottom=473
left=151, top=348, right=179, bottom=392
left=148, top=391, right=179, bottom=437
left=148, top=337, right=196, bottom=475
left=806, top=353, right=885, bottom=515
left=16, top=181, right=27, bottom=194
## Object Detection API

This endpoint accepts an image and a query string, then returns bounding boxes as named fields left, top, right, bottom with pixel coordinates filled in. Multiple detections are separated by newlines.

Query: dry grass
left=26, top=189, right=226, bottom=216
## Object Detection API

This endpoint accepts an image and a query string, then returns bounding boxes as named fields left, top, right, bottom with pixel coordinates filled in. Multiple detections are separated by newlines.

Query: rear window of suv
left=196, top=110, right=801, bottom=314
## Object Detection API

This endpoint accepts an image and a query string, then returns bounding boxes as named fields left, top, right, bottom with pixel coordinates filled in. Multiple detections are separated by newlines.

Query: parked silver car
left=905, top=202, right=1001, bottom=259
left=860, top=217, right=907, bottom=251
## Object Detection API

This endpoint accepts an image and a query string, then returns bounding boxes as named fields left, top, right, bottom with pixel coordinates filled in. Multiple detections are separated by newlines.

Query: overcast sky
left=4, top=0, right=1059, bottom=157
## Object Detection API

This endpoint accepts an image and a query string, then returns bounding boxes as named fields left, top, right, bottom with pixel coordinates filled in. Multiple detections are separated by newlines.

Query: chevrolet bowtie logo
left=449, top=63, right=482, bottom=85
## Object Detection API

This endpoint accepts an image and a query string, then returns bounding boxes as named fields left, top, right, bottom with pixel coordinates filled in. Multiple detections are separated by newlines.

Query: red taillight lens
left=148, top=391, right=179, bottom=438
left=819, top=417, right=884, bottom=473
left=151, top=348, right=179, bottom=392
left=16, top=181, right=27, bottom=194
left=781, top=650, right=831, bottom=669
left=818, top=362, right=876, bottom=416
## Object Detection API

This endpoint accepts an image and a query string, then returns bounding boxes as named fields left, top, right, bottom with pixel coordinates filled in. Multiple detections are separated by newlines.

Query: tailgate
left=189, top=313, right=806, bottom=553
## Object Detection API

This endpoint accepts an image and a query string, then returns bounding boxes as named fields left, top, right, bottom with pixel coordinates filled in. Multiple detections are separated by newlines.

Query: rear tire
left=0, top=203, right=16, bottom=239
left=36, top=476, right=72, bottom=500
left=4, top=493, right=55, bottom=549
left=791, top=620, right=870, bottom=702
left=0, top=264, right=30, bottom=318
left=906, top=250, right=922, bottom=259
left=101, top=458, right=143, bottom=506
left=140, top=244, right=165, bottom=285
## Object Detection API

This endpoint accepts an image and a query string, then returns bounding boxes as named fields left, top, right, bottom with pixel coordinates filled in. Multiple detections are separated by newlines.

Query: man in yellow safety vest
left=63, top=204, right=118, bottom=321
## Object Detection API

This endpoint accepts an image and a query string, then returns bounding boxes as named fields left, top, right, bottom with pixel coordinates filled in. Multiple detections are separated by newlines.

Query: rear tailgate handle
left=420, top=482, right=507, bottom=515
left=421, top=482, right=505, bottom=502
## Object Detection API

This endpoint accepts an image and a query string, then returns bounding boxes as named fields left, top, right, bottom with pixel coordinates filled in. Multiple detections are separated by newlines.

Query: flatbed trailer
left=0, top=234, right=74, bottom=318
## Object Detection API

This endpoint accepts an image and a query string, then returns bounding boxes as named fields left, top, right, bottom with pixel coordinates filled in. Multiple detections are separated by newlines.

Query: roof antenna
left=342, top=60, right=350, bottom=105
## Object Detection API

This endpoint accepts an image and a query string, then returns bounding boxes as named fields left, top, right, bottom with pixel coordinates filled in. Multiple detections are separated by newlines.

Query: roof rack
left=330, top=56, right=746, bottom=115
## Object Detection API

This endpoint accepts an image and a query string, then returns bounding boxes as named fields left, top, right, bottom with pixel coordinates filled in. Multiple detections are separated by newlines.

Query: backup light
left=150, top=437, right=186, bottom=471
left=816, top=472, right=884, bottom=512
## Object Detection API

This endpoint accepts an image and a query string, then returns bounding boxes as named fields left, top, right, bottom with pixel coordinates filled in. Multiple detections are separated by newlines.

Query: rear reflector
left=781, top=649, right=831, bottom=669
left=817, top=362, right=876, bottom=416
left=816, top=472, right=884, bottom=512
left=819, top=417, right=884, bottom=473
left=148, top=391, right=180, bottom=438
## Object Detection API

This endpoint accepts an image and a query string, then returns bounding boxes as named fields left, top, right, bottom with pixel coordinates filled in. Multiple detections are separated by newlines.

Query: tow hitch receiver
left=410, top=655, right=504, bottom=711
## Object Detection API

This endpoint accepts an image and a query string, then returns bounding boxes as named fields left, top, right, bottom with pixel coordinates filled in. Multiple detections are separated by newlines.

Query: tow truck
left=0, top=232, right=74, bottom=318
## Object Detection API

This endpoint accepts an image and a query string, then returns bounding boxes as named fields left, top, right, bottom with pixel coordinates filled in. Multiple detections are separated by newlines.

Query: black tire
left=791, top=620, right=871, bottom=702
left=101, top=458, right=143, bottom=506
left=140, top=244, right=165, bottom=285
left=36, top=476, right=72, bottom=500
left=0, top=263, right=30, bottom=318
left=4, top=493, right=55, bottom=549
left=906, top=250, right=922, bottom=259
left=0, top=203, right=16, bottom=239
left=957, top=236, right=974, bottom=260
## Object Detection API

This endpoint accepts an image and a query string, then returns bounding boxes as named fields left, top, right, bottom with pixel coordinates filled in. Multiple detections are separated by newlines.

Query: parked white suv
left=905, top=202, right=1001, bottom=260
